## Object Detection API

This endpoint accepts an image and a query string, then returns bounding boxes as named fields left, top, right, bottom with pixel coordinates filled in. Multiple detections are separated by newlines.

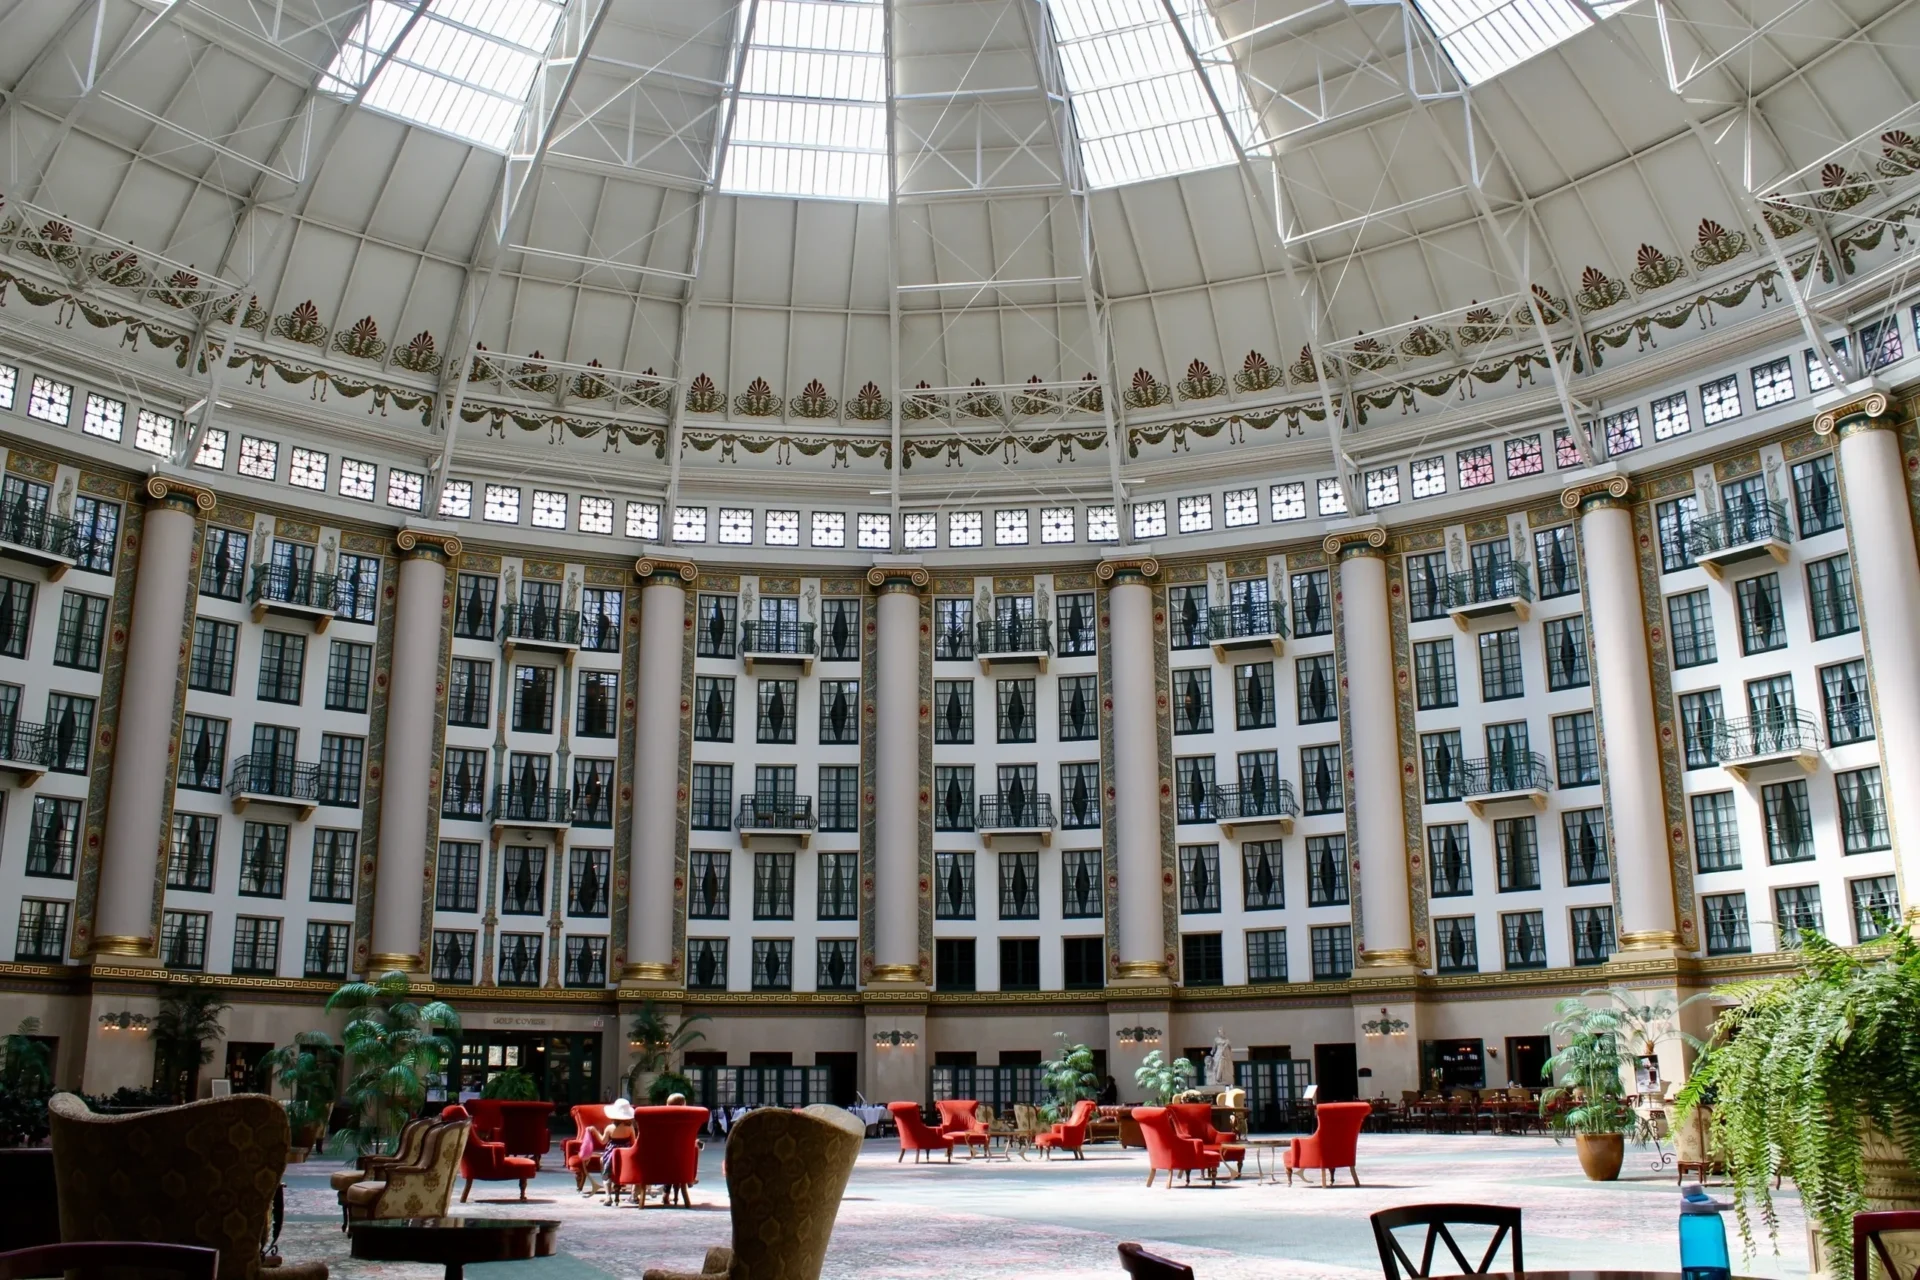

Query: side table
left=351, top=1217, right=560, bottom=1280
left=1245, top=1137, right=1291, bottom=1185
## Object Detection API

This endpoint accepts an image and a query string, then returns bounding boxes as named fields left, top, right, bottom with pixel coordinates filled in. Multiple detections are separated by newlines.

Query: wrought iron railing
left=1687, top=499, right=1792, bottom=557
left=977, top=792, right=1055, bottom=830
left=737, top=793, right=815, bottom=831
left=1714, top=710, right=1821, bottom=763
left=1461, top=751, right=1552, bottom=797
left=500, top=603, right=581, bottom=646
left=740, top=619, right=816, bottom=656
left=0, top=505, right=79, bottom=559
left=226, top=754, right=319, bottom=801
left=1446, top=563, right=1533, bottom=609
left=1207, top=600, right=1288, bottom=641
left=250, top=564, right=336, bottom=611
left=974, top=618, right=1052, bottom=656
left=1213, top=779, right=1299, bottom=820
left=0, top=717, right=48, bottom=766
left=493, top=785, right=570, bottom=824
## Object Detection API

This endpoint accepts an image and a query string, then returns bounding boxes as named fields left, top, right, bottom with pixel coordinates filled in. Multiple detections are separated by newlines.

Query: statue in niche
left=804, top=582, right=817, bottom=623
left=253, top=519, right=271, bottom=564
left=1764, top=453, right=1784, bottom=503
left=55, top=477, right=73, bottom=519
left=504, top=566, right=518, bottom=613
left=321, top=536, right=337, bottom=576
left=1448, top=530, right=1465, bottom=572
left=1208, top=563, right=1226, bottom=608
left=565, top=571, right=579, bottom=612
left=1206, top=1030, right=1233, bottom=1087
left=1036, top=580, right=1050, bottom=623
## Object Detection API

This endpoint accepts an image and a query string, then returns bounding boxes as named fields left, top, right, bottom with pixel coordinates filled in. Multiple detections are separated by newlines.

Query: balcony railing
left=978, top=791, right=1055, bottom=831
left=975, top=618, right=1052, bottom=659
left=737, top=793, right=815, bottom=832
left=0, top=506, right=80, bottom=568
left=250, top=564, right=336, bottom=616
left=500, top=603, right=581, bottom=648
left=0, top=717, right=48, bottom=773
left=569, top=787, right=613, bottom=827
left=741, top=619, right=816, bottom=657
left=1446, top=563, right=1533, bottom=617
left=1461, top=751, right=1551, bottom=810
left=1214, top=779, right=1299, bottom=821
left=227, top=755, right=320, bottom=808
left=1207, top=601, right=1288, bottom=647
left=494, top=785, right=570, bottom=825
left=1687, top=499, right=1792, bottom=576
left=1714, top=711, right=1822, bottom=774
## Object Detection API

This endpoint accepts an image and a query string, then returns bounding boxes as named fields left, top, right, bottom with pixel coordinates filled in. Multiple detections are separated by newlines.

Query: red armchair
left=1132, top=1106, right=1222, bottom=1188
left=465, top=1099, right=555, bottom=1169
left=608, top=1105, right=709, bottom=1208
left=1284, top=1100, right=1370, bottom=1186
left=888, top=1102, right=956, bottom=1163
left=934, top=1099, right=989, bottom=1158
left=564, top=1104, right=613, bottom=1191
left=1034, top=1100, right=1096, bottom=1160
left=1168, top=1102, right=1246, bottom=1179
left=441, top=1105, right=538, bottom=1202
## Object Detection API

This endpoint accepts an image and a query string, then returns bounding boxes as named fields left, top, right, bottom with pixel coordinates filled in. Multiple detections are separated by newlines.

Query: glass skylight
left=721, top=0, right=888, bottom=202
left=1047, top=0, right=1256, bottom=189
left=321, top=0, right=565, bottom=151
left=1408, top=0, right=1631, bottom=84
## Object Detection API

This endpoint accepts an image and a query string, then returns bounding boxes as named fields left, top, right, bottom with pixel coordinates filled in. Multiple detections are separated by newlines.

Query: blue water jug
left=1679, top=1181, right=1731, bottom=1280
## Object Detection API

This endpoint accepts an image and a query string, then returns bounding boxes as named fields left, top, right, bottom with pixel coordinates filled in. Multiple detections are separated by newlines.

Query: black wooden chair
left=0, top=1243, right=219, bottom=1280
left=1371, top=1204, right=1523, bottom=1280
left=1855, top=1210, right=1920, bottom=1280
left=1118, top=1242, right=1196, bottom=1280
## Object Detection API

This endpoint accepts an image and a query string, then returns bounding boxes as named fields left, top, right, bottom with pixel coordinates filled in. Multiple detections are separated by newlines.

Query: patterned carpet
left=284, top=1133, right=1811, bottom=1280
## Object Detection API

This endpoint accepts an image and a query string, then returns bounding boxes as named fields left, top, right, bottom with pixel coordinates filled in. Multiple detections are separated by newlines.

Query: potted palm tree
left=625, top=1002, right=709, bottom=1100
left=1677, top=926, right=1920, bottom=1279
left=1040, top=1033, right=1098, bottom=1124
left=1132, top=1050, right=1196, bottom=1106
left=151, top=989, right=230, bottom=1102
left=259, top=1031, right=339, bottom=1159
left=326, top=971, right=459, bottom=1153
left=1538, top=988, right=1692, bottom=1181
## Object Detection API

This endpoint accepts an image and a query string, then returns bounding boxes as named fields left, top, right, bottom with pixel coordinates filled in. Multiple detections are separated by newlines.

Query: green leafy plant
left=625, top=1002, right=709, bottom=1096
left=152, top=989, right=231, bottom=1103
left=1, top=1018, right=52, bottom=1096
left=480, top=1067, right=540, bottom=1101
left=1040, top=1033, right=1099, bottom=1123
left=259, top=1031, right=340, bottom=1139
left=1677, top=927, right=1920, bottom=1276
left=1538, top=987, right=1699, bottom=1138
left=326, top=971, right=459, bottom=1153
left=0, top=1093, right=48, bottom=1147
left=648, top=1071, right=695, bottom=1106
left=1133, top=1050, right=1195, bottom=1106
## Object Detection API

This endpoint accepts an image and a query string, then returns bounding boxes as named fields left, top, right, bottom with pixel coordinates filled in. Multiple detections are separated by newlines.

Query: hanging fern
left=1677, top=927, right=1920, bottom=1276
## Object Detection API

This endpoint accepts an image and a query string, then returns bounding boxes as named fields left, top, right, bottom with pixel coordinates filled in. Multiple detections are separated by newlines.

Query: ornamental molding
left=1813, top=390, right=1894, bottom=436
left=394, top=528, right=463, bottom=559
left=634, top=554, right=699, bottom=583
left=142, top=475, right=216, bottom=511
left=1095, top=556, right=1160, bottom=582
left=865, top=565, right=930, bottom=590
left=1559, top=474, right=1633, bottom=509
left=1320, top=526, right=1389, bottom=556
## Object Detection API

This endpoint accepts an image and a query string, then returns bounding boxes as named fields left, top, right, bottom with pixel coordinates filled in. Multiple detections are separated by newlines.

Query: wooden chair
left=0, top=1243, right=219, bottom=1280
left=1372, top=1204, right=1523, bottom=1280
left=1854, top=1210, right=1920, bottom=1280
left=1118, top=1242, right=1194, bottom=1280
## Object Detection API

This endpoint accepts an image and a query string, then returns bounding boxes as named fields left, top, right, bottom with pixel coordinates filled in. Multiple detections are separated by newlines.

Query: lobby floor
left=286, top=1133, right=1811, bottom=1280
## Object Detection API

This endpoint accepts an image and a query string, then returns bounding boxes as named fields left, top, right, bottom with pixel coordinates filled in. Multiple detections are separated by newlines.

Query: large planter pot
left=1808, top=1125, right=1920, bottom=1280
left=1574, top=1132, right=1624, bottom=1181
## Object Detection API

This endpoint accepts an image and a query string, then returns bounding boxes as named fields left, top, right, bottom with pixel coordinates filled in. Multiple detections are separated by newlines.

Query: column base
left=867, top=963, right=927, bottom=986
left=365, top=952, right=424, bottom=975
left=617, top=961, right=683, bottom=998
left=89, top=936, right=158, bottom=962
left=1110, top=959, right=1171, bottom=989
left=1610, top=931, right=1689, bottom=966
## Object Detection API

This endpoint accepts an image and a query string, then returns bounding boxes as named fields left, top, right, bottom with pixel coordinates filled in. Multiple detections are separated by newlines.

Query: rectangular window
left=934, top=766, right=974, bottom=832
left=1495, top=817, right=1540, bottom=891
left=440, top=749, right=486, bottom=820
left=165, top=813, right=218, bottom=890
left=691, top=763, right=733, bottom=830
left=529, top=490, right=567, bottom=530
left=303, top=922, right=350, bottom=980
left=624, top=501, right=660, bottom=539
left=1061, top=762, right=1100, bottom=829
left=160, top=911, right=209, bottom=971
left=1667, top=590, right=1717, bottom=668
left=255, top=631, right=306, bottom=704
left=497, top=933, right=542, bottom=986
left=1434, top=917, right=1478, bottom=973
left=1173, top=669, right=1213, bottom=735
left=819, top=680, right=859, bottom=745
left=339, top=458, right=376, bottom=501
left=1837, top=767, right=1890, bottom=853
left=750, top=939, right=792, bottom=992
left=27, top=376, right=72, bottom=425
left=1543, top=617, right=1588, bottom=689
left=332, top=554, right=379, bottom=624
left=1132, top=501, right=1166, bottom=539
left=1860, top=317, right=1904, bottom=372
left=1306, top=835, right=1349, bottom=906
left=1478, top=628, right=1524, bottom=701
left=573, top=670, right=617, bottom=739
left=1414, top=639, right=1458, bottom=710
left=316, top=735, right=362, bottom=807
left=1408, top=551, right=1449, bottom=621
left=695, top=594, right=738, bottom=659
left=1678, top=689, right=1724, bottom=769
left=1291, top=570, right=1331, bottom=637
left=694, top=676, right=734, bottom=742
left=309, top=830, right=356, bottom=903
left=757, top=678, right=798, bottom=744
left=1059, top=674, right=1097, bottom=741
left=1763, top=779, right=1815, bottom=863
left=1657, top=496, right=1700, bottom=573
left=1225, top=488, right=1260, bottom=526
left=26, top=796, right=83, bottom=878
left=683, top=938, right=726, bottom=989
left=1000, top=851, right=1040, bottom=919
left=501, top=846, right=547, bottom=915
left=1562, top=808, right=1609, bottom=883
left=997, top=509, right=1032, bottom=544
left=1737, top=573, right=1787, bottom=652
left=672, top=507, right=706, bottom=543
left=688, top=851, right=730, bottom=919
left=0, top=365, right=14, bottom=411
left=44, top=694, right=91, bottom=772
left=237, top=822, right=288, bottom=898
left=1429, top=823, right=1472, bottom=896
left=1178, top=844, right=1221, bottom=913
left=570, top=759, right=614, bottom=828
left=904, top=511, right=938, bottom=549
left=819, top=599, right=859, bottom=662
left=1750, top=355, right=1795, bottom=409
left=1703, top=892, right=1750, bottom=955
left=1851, top=876, right=1901, bottom=943
left=1554, top=424, right=1585, bottom=469
left=753, top=853, right=795, bottom=920
left=194, top=427, right=228, bottom=471
left=1232, top=661, right=1277, bottom=730
left=935, top=851, right=975, bottom=919
left=1700, top=373, right=1742, bottom=424
left=1603, top=409, right=1641, bottom=457
left=1296, top=654, right=1337, bottom=723
left=451, top=574, right=495, bottom=640
left=1317, top=479, right=1347, bottom=517
left=1534, top=527, right=1579, bottom=598
left=819, top=766, right=858, bottom=832
left=376, top=468, right=421, bottom=511
left=237, top=436, right=278, bottom=480
left=52, top=590, right=107, bottom=670
left=1175, top=493, right=1216, bottom=530
left=857, top=514, right=891, bottom=550
left=1301, top=745, right=1343, bottom=813
left=817, top=938, right=857, bottom=990
left=720, top=508, right=756, bottom=545
left=189, top=618, right=237, bottom=693
left=1246, top=929, right=1288, bottom=982
left=289, top=447, right=328, bottom=491
left=934, top=598, right=973, bottom=660
left=1168, top=585, right=1209, bottom=650
left=0, top=579, right=31, bottom=660
left=1692, top=792, right=1741, bottom=871
left=1807, top=554, right=1859, bottom=639
left=513, top=665, right=555, bottom=734
left=933, top=679, right=973, bottom=744
left=325, top=640, right=372, bottom=713
left=1502, top=911, right=1547, bottom=969
left=1821, top=659, right=1872, bottom=745
left=1242, top=840, right=1284, bottom=910
left=1365, top=468, right=1399, bottom=509
left=1571, top=906, right=1615, bottom=966
left=434, top=842, right=481, bottom=912
left=1056, top=592, right=1095, bottom=656
left=436, top=480, right=471, bottom=520
left=1310, top=925, right=1353, bottom=981
left=1181, top=933, right=1224, bottom=987
left=1270, top=482, right=1307, bottom=521
left=946, top=511, right=985, bottom=548
left=178, top=716, right=227, bottom=791
left=1040, top=508, right=1075, bottom=544
left=1422, top=731, right=1464, bottom=802
left=1553, top=712, right=1599, bottom=788
left=1063, top=849, right=1102, bottom=918
left=935, top=938, right=975, bottom=992
left=818, top=851, right=857, bottom=919
left=578, top=588, right=622, bottom=653
left=1775, top=885, right=1824, bottom=949
left=1458, top=445, right=1495, bottom=489
left=1792, top=455, right=1841, bottom=537
left=231, top=917, right=280, bottom=976
left=71, top=497, right=119, bottom=575
left=483, top=485, right=520, bottom=524
left=1505, top=435, right=1543, bottom=478
left=1411, top=455, right=1447, bottom=499
left=564, top=935, right=608, bottom=988
left=997, top=678, right=1037, bottom=743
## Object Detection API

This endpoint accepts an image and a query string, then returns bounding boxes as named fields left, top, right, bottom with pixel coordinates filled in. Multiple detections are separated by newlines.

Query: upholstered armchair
left=1283, top=1100, right=1369, bottom=1186
left=465, top=1099, right=555, bottom=1169
left=888, top=1102, right=955, bottom=1163
left=565, top=1104, right=613, bottom=1191
left=439, top=1104, right=536, bottom=1202
left=1034, top=1099, right=1096, bottom=1160
left=47, top=1093, right=328, bottom=1280
left=640, top=1107, right=864, bottom=1280
left=1168, top=1102, right=1246, bottom=1179
left=329, top=1117, right=432, bottom=1203
left=1132, top=1106, right=1221, bottom=1188
left=934, top=1100, right=989, bottom=1158
left=608, top=1106, right=709, bottom=1207
left=342, top=1118, right=470, bottom=1221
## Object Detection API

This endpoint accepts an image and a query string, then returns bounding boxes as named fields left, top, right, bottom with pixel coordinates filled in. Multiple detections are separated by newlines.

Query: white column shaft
left=627, top=578, right=688, bottom=970
left=874, top=586, right=922, bottom=971
left=370, top=550, right=449, bottom=963
left=1109, top=578, right=1164, bottom=970
left=1338, top=550, right=1412, bottom=958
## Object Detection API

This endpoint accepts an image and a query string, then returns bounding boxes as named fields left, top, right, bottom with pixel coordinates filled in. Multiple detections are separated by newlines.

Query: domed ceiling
left=0, top=0, right=1914, bottom=500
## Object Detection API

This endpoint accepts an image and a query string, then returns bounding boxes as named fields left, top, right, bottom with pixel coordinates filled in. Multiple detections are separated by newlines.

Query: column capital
left=634, top=553, right=698, bottom=584
left=142, top=475, right=216, bottom=513
left=865, top=563, right=930, bottom=591
left=1096, top=554, right=1160, bottom=583
left=394, top=527, right=463, bottom=561
left=1560, top=474, right=1633, bottom=511
left=1321, top=526, right=1388, bottom=558
left=1814, top=390, right=1896, bottom=439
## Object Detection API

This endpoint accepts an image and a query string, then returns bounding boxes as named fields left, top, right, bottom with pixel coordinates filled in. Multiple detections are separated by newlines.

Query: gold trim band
left=868, top=963, right=923, bottom=983
left=1358, top=948, right=1417, bottom=968
left=621, top=961, right=677, bottom=982
left=366, top=952, right=424, bottom=972
left=1114, top=960, right=1170, bottom=979
left=91, top=934, right=153, bottom=957
left=1617, top=930, right=1682, bottom=952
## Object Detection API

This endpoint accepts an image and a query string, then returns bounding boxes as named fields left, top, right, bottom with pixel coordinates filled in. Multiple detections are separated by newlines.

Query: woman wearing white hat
left=577, top=1098, right=636, bottom=1198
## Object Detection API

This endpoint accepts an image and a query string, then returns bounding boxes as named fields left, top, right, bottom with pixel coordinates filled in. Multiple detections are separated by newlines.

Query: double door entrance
left=453, top=1031, right=604, bottom=1124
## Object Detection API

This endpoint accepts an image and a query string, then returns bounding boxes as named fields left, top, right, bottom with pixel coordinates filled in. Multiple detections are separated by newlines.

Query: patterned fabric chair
left=464, top=1100, right=555, bottom=1169
left=439, top=1105, right=534, bottom=1202
left=342, top=1117, right=469, bottom=1221
left=328, top=1117, right=432, bottom=1202
left=888, top=1102, right=955, bottom=1163
left=1168, top=1102, right=1246, bottom=1178
left=1035, top=1100, right=1096, bottom=1160
left=608, top=1106, right=709, bottom=1208
left=47, top=1093, right=328, bottom=1280
left=1132, top=1106, right=1222, bottom=1188
left=640, top=1107, right=864, bottom=1280
left=565, top=1104, right=613, bottom=1191
left=934, top=1100, right=988, bottom=1158
left=1284, top=1100, right=1370, bottom=1186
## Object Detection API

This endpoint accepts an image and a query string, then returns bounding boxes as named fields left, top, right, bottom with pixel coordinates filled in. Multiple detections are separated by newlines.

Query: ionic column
left=1816, top=393, right=1920, bottom=916
left=1100, top=557, right=1168, bottom=982
left=1565, top=478, right=1679, bottom=950
left=868, top=564, right=927, bottom=983
left=91, top=478, right=214, bottom=957
left=1329, top=530, right=1415, bottom=966
left=623, top=556, right=696, bottom=985
left=367, top=529, right=461, bottom=972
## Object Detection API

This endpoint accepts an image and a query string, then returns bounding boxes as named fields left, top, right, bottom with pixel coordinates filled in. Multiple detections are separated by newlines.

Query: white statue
left=1206, top=1030, right=1232, bottom=1087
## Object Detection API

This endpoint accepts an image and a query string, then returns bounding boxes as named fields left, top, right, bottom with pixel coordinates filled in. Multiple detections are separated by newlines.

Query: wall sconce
left=1360, top=1008, right=1410, bottom=1039
left=873, top=1029, right=918, bottom=1049
left=98, top=1012, right=151, bottom=1032
left=1115, top=1026, right=1162, bottom=1045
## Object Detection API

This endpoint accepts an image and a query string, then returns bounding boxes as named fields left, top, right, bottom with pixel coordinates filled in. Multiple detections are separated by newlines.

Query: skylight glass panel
left=1048, top=0, right=1255, bottom=189
left=1408, top=0, right=1630, bottom=85
left=321, top=0, right=567, bottom=152
left=721, top=0, right=887, bottom=201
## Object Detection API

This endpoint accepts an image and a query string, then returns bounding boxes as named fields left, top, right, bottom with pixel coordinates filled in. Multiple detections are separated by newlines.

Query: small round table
left=350, top=1217, right=560, bottom=1280
left=1244, top=1136, right=1291, bottom=1184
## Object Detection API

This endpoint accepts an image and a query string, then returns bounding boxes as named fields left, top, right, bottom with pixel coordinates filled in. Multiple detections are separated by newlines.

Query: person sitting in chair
left=578, top=1098, right=635, bottom=1198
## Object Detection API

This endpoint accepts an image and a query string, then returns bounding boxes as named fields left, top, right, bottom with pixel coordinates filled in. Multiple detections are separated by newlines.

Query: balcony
left=1714, top=711, right=1822, bottom=780
left=1461, top=751, right=1551, bottom=816
left=0, top=506, right=79, bottom=578
left=226, top=755, right=320, bottom=819
left=975, top=618, right=1052, bottom=673
left=1446, top=564, right=1532, bottom=627
left=1207, top=601, right=1288, bottom=660
left=0, top=717, right=47, bottom=783
left=737, top=793, right=814, bottom=849
left=493, top=784, right=571, bottom=829
left=250, top=564, right=337, bottom=631
left=1214, top=779, right=1299, bottom=839
left=500, top=603, right=581, bottom=657
left=977, top=791, right=1055, bottom=848
left=740, top=620, right=816, bottom=674
left=1686, top=500, right=1792, bottom=579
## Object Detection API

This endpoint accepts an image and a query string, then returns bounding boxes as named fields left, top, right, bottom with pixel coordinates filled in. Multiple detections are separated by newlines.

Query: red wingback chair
left=564, top=1104, right=613, bottom=1191
left=1132, top=1106, right=1222, bottom=1188
left=1283, top=1100, right=1370, bottom=1186
left=934, top=1100, right=989, bottom=1158
left=608, top=1105, right=709, bottom=1208
left=888, top=1102, right=956, bottom=1164
left=441, top=1105, right=538, bottom=1202
left=1034, top=1100, right=1096, bottom=1160
left=464, top=1099, right=555, bottom=1168
left=1168, top=1102, right=1247, bottom=1179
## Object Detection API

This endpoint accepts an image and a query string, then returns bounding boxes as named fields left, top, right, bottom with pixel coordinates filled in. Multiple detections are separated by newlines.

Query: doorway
left=1313, top=1043, right=1359, bottom=1101
left=816, top=1052, right=858, bottom=1106
left=1421, top=1038, right=1487, bottom=1090
left=453, top=1031, right=602, bottom=1123
left=1505, top=1035, right=1552, bottom=1089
